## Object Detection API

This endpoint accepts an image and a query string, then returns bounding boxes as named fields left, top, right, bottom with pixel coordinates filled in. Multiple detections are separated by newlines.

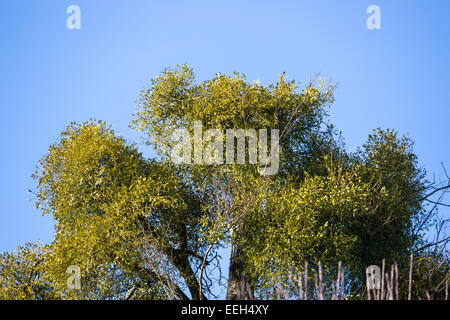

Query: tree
left=1, top=65, right=448, bottom=299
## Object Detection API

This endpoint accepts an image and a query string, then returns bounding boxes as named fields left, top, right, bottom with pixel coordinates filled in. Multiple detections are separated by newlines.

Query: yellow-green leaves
left=0, top=243, right=59, bottom=300
left=32, top=120, right=205, bottom=299
left=132, top=65, right=334, bottom=171
left=5, top=67, right=429, bottom=300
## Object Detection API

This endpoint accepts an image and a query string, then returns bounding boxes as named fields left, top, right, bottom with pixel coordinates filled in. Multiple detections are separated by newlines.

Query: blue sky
left=0, top=0, right=449, bottom=264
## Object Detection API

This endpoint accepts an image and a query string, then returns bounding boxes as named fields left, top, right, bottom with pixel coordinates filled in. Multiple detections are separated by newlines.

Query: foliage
left=0, top=243, right=58, bottom=299
left=0, top=65, right=447, bottom=299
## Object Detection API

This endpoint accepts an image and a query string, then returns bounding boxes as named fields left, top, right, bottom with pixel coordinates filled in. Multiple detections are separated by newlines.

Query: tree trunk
left=226, top=242, right=252, bottom=299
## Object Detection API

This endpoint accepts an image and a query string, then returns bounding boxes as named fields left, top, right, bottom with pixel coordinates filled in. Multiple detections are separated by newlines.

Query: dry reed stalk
left=314, top=275, right=319, bottom=300
left=390, top=265, right=394, bottom=300
left=446, top=279, right=448, bottom=300
left=395, top=263, right=399, bottom=300
left=408, top=253, right=413, bottom=300
left=341, top=263, right=344, bottom=299
left=298, top=272, right=304, bottom=300
left=336, top=261, right=341, bottom=300
left=366, top=267, right=371, bottom=300
left=381, top=259, right=385, bottom=300
left=384, top=273, right=390, bottom=300
left=318, top=261, right=323, bottom=300
left=304, top=261, right=308, bottom=300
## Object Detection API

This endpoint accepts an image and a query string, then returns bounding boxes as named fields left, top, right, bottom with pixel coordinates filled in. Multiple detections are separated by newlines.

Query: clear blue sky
left=1, top=0, right=449, bottom=260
